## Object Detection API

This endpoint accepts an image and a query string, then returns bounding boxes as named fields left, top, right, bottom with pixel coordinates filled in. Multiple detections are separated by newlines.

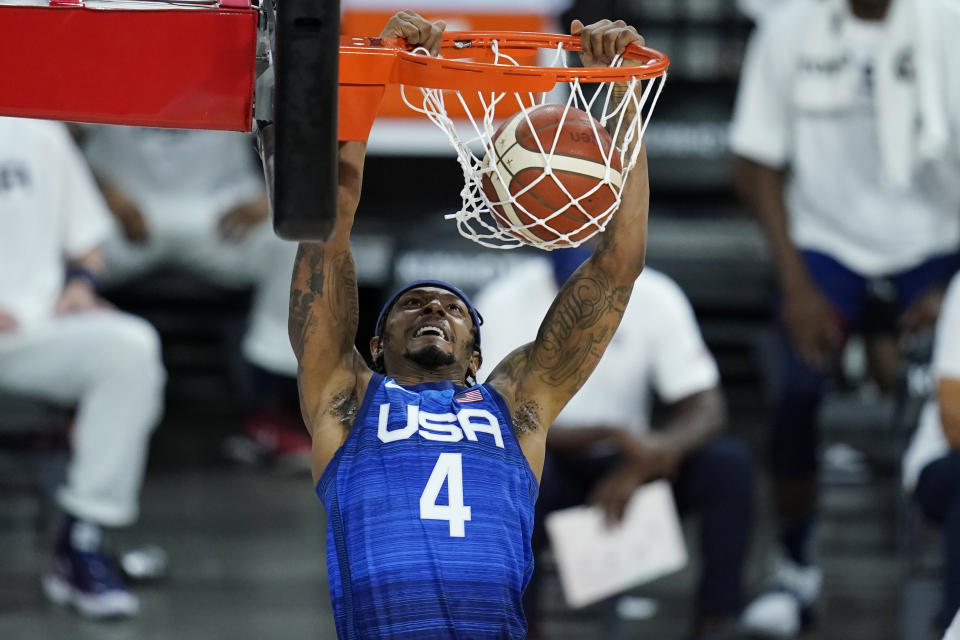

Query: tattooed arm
left=486, top=19, right=649, bottom=481
left=290, top=12, right=446, bottom=480
left=289, top=141, right=373, bottom=476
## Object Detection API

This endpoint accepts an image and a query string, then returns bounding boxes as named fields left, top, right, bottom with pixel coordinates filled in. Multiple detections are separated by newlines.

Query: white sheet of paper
left=544, top=480, right=688, bottom=609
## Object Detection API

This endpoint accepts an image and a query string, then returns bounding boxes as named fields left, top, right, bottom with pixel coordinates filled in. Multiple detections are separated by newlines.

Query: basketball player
left=731, top=0, right=960, bottom=636
left=0, top=117, right=165, bottom=618
left=290, top=11, right=649, bottom=638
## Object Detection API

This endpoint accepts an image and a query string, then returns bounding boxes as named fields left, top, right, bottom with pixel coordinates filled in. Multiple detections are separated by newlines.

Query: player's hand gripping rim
left=571, top=19, right=645, bottom=68
left=380, top=10, right=446, bottom=57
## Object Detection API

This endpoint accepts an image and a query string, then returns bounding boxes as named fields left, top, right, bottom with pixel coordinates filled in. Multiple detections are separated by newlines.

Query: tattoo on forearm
left=308, top=249, right=325, bottom=296
left=289, top=245, right=360, bottom=362
left=533, top=271, right=630, bottom=389
left=328, top=251, right=359, bottom=330
left=289, top=245, right=325, bottom=360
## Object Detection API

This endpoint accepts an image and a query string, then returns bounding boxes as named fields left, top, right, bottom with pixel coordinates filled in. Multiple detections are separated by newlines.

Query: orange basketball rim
left=339, top=31, right=670, bottom=141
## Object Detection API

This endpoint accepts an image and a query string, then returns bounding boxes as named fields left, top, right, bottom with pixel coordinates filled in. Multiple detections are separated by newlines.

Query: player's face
left=384, top=287, right=477, bottom=370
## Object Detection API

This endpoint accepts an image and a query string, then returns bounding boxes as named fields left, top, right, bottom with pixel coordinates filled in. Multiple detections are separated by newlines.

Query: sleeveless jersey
left=317, top=374, right=538, bottom=640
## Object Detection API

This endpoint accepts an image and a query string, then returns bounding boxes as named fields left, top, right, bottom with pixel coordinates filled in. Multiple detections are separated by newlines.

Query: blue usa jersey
left=317, top=374, right=538, bottom=640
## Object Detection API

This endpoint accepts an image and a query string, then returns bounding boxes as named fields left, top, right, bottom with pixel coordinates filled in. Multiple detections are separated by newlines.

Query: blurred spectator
left=475, top=248, right=755, bottom=640
left=0, top=117, right=165, bottom=618
left=731, top=0, right=960, bottom=635
left=903, top=272, right=960, bottom=634
left=80, top=127, right=306, bottom=469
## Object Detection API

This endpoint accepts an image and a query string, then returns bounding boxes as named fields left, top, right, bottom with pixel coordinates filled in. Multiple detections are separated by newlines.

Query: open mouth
left=414, top=324, right=449, bottom=341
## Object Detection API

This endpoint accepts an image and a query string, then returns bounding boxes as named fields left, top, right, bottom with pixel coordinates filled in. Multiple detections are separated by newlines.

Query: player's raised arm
left=485, top=19, right=649, bottom=477
left=290, top=11, right=446, bottom=469
left=289, top=140, right=370, bottom=438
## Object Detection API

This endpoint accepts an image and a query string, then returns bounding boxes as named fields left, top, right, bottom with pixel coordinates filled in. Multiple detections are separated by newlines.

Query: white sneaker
left=741, top=558, right=822, bottom=638
left=741, top=590, right=802, bottom=638
left=42, top=549, right=139, bottom=619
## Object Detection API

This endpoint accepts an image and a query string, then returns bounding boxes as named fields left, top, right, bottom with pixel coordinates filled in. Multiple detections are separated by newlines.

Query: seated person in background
left=0, top=117, right=165, bottom=618
left=79, top=126, right=305, bottom=468
left=903, top=271, right=960, bottom=634
left=475, top=247, right=756, bottom=640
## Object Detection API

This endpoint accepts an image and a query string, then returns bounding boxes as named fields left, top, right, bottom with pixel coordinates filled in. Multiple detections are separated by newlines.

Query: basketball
left=480, top=104, right=623, bottom=246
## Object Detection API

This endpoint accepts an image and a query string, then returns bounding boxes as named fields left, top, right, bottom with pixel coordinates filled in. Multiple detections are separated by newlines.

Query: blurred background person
left=0, top=117, right=165, bottom=618
left=903, top=272, right=960, bottom=635
left=475, top=247, right=755, bottom=640
left=731, top=0, right=960, bottom=635
left=79, top=126, right=306, bottom=470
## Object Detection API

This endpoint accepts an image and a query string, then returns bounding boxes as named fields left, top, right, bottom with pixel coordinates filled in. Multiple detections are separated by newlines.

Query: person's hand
left=218, top=196, right=270, bottom=243
left=900, top=285, right=946, bottom=333
left=102, top=184, right=149, bottom=244
left=782, top=279, right=844, bottom=370
left=571, top=18, right=644, bottom=68
left=380, top=10, right=445, bottom=56
left=55, top=280, right=109, bottom=316
left=589, top=433, right=682, bottom=526
left=0, top=307, right=19, bottom=333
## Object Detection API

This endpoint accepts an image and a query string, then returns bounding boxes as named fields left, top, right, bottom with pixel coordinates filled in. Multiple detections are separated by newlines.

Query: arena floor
left=0, top=461, right=913, bottom=640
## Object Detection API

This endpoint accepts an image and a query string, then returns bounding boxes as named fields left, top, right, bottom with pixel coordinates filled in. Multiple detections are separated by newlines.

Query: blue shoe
left=42, top=518, right=139, bottom=619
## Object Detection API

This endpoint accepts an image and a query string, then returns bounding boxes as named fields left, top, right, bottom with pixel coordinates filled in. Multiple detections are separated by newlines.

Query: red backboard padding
left=0, top=5, right=257, bottom=131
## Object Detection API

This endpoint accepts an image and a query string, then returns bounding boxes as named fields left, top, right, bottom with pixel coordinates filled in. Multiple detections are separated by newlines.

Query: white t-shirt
left=82, top=126, right=265, bottom=234
left=730, top=0, right=960, bottom=276
left=475, top=260, right=720, bottom=436
left=902, top=271, right=960, bottom=491
left=0, top=118, right=112, bottom=329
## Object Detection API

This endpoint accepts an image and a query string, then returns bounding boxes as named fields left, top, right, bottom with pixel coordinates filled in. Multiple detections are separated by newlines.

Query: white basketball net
left=401, top=41, right=667, bottom=250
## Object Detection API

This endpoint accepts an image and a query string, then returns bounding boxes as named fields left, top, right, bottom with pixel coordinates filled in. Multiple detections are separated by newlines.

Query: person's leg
left=771, top=250, right=866, bottom=569
left=743, top=251, right=865, bottom=637
left=913, top=451, right=960, bottom=629
left=168, top=217, right=299, bottom=376
left=0, top=312, right=165, bottom=617
left=770, top=329, right=825, bottom=569
left=890, top=251, right=960, bottom=313
left=673, top=437, right=755, bottom=636
left=0, top=313, right=165, bottom=525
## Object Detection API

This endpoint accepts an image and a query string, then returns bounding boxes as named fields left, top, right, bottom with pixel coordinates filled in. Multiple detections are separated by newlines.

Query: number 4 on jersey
left=420, top=453, right=472, bottom=537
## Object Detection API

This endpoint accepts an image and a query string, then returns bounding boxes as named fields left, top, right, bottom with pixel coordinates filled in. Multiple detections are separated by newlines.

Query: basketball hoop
left=339, top=32, right=669, bottom=250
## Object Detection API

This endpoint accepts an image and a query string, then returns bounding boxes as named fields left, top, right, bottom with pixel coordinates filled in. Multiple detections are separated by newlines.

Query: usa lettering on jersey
left=376, top=403, right=505, bottom=449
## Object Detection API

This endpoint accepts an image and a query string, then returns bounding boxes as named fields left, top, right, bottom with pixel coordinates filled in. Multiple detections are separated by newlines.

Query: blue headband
left=375, top=280, right=483, bottom=347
